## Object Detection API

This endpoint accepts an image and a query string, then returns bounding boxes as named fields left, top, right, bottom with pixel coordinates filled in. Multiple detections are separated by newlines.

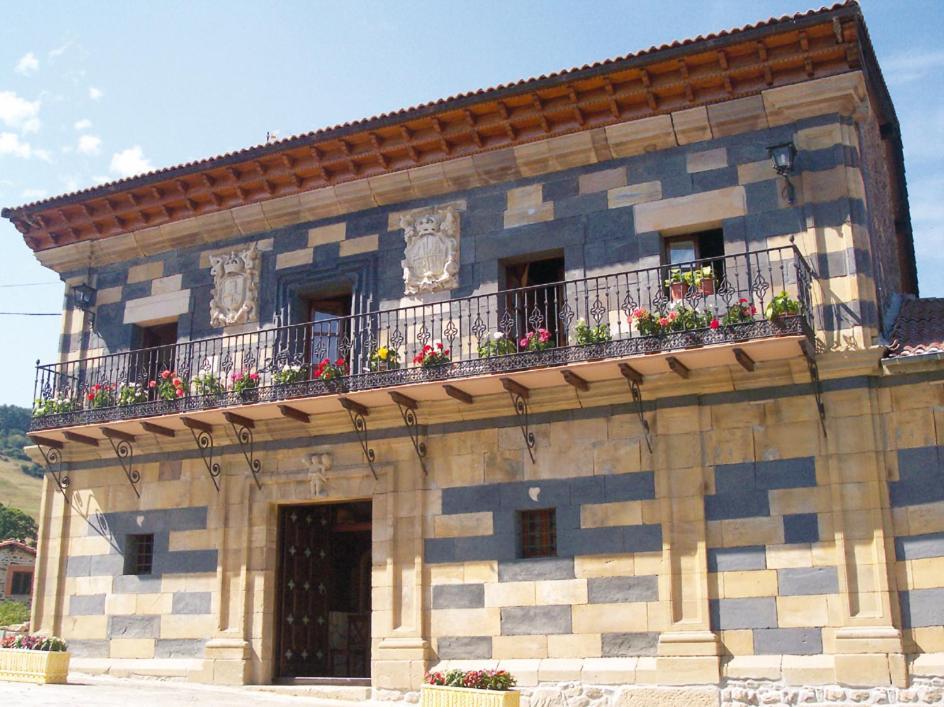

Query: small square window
left=519, top=509, right=557, bottom=559
left=124, top=534, right=154, bottom=576
left=10, top=570, right=32, bottom=595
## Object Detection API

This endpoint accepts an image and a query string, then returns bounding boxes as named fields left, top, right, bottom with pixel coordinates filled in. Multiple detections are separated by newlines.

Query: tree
left=0, top=503, right=37, bottom=542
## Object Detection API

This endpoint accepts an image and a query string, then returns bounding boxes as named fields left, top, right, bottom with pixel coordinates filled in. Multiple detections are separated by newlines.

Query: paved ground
left=0, top=673, right=377, bottom=706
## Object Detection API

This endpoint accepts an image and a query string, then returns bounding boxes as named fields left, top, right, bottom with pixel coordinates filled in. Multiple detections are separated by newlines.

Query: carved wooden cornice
left=3, top=4, right=870, bottom=253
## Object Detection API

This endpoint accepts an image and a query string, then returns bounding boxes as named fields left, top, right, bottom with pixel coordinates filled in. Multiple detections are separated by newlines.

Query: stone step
left=246, top=684, right=373, bottom=702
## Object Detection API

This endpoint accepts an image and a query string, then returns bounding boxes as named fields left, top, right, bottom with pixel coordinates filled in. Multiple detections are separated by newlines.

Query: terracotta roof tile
left=885, top=298, right=944, bottom=359
left=0, top=540, right=37, bottom=556
left=5, top=1, right=856, bottom=214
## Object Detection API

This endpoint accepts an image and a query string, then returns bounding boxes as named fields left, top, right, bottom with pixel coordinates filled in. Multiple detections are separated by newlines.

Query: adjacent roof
left=885, top=299, right=944, bottom=359
left=1, top=1, right=898, bottom=258
left=0, top=540, right=37, bottom=556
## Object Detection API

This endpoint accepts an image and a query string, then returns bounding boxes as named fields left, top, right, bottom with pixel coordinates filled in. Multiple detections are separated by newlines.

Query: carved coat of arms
left=401, top=206, right=460, bottom=295
left=209, top=244, right=260, bottom=328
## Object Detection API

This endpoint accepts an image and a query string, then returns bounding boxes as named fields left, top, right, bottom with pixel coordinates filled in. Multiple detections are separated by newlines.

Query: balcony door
left=305, top=291, right=353, bottom=370
left=131, top=322, right=178, bottom=390
left=503, top=256, right=566, bottom=347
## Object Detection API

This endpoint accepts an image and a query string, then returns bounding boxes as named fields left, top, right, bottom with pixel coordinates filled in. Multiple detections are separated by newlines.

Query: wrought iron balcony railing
left=31, top=245, right=814, bottom=431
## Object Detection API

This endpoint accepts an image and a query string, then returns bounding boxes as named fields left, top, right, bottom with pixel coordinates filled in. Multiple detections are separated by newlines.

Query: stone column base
left=373, top=637, right=432, bottom=692
left=194, top=638, right=249, bottom=685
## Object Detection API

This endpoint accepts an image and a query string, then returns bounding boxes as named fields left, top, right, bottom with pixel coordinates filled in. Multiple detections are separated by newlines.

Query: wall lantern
left=767, top=141, right=797, bottom=204
left=72, top=283, right=97, bottom=311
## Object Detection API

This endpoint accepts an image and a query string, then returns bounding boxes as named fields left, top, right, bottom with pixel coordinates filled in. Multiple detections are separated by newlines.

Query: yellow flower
left=377, top=346, right=389, bottom=360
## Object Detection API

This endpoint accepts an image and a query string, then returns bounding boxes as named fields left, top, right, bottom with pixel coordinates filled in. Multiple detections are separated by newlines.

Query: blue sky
left=0, top=0, right=941, bottom=406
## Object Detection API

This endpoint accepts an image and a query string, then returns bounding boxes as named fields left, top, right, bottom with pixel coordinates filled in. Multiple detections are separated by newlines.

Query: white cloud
left=0, top=91, right=40, bottom=133
left=33, top=147, right=52, bottom=163
left=14, top=52, right=39, bottom=76
left=48, top=41, right=74, bottom=62
left=882, top=50, right=944, bottom=86
left=0, top=132, right=33, bottom=158
left=73, top=118, right=91, bottom=131
left=110, top=146, right=152, bottom=177
left=88, top=86, right=103, bottom=101
left=901, top=106, right=944, bottom=165
left=20, top=187, right=47, bottom=200
left=91, top=175, right=110, bottom=185
left=77, top=134, right=101, bottom=156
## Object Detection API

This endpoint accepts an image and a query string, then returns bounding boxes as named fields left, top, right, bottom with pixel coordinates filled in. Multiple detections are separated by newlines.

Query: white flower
left=493, top=332, right=504, bottom=340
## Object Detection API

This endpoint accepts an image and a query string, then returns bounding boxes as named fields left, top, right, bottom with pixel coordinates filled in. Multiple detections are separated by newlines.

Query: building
left=3, top=1, right=942, bottom=703
left=0, top=540, right=36, bottom=604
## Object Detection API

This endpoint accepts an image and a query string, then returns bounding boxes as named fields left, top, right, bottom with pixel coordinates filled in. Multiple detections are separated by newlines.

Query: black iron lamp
left=767, top=141, right=797, bottom=204
left=72, top=283, right=97, bottom=311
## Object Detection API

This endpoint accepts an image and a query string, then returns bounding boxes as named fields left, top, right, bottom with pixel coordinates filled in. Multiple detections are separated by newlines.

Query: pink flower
left=161, top=370, right=171, bottom=380
left=87, top=393, right=95, bottom=401
left=175, top=388, right=184, bottom=398
left=249, top=372, right=259, bottom=381
left=172, top=377, right=182, bottom=387
left=148, top=380, right=157, bottom=389
left=519, top=337, right=529, bottom=347
left=668, top=311, right=678, bottom=321
left=749, top=305, right=757, bottom=315
left=539, top=329, right=551, bottom=343
left=658, top=317, right=669, bottom=327
left=710, top=318, right=720, bottom=330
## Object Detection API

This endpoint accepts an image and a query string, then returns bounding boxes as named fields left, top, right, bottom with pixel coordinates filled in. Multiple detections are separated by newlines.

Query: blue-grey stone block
left=692, top=166, right=738, bottom=192
left=68, top=640, right=109, bottom=658
left=560, top=527, right=624, bottom=556
left=659, top=173, right=694, bottom=199
left=896, top=532, right=944, bottom=561
left=783, top=513, right=820, bottom=544
left=710, top=598, right=778, bottom=630
left=588, top=576, right=658, bottom=603
left=707, top=546, right=766, bottom=572
left=900, top=588, right=944, bottom=628
left=623, top=524, right=663, bottom=553
left=778, top=567, right=839, bottom=596
left=108, top=615, right=160, bottom=639
left=570, top=477, right=606, bottom=505
left=744, top=180, right=781, bottom=214
left=890, top=447, right=944, bottom=508
left=601, top=632, right=659, bottom=657
left=155, top=639, right=206, bottom=659
left=437, top=636, right=492, bottom=659
left=455, top=533, right=516, bottom=563
left=705, top=490, right=770, bottom=521
left=714, top=463, right=756, bottom=493
left=122, top=281, right=151, bottom=300
left=501, top=605, right=572, bottom=635
left=555, top=505, right=581, bottom=531
left=745, top=207, right=805, bottom=241
left=755, top=458, right=816, bottom=490
left=498, top=558, right=575, bottom=582
left=66, top=555, right=91, bottom=577
left=424, top=538, right=457, bottom=565
left=432, top=584, right=485, bottom=610
left=441, top=485, right=499, bottom=515
left=89, top=554, right=125, bottom=577
left=586, top=208, right=634, bottom=242
left=112, top=574, right=163, bottom=594
left=499, top=479, right=570, bottom=509
left=153, top=549, right=218, bottom=575
left=172, top=591, right=212, bottom=615
left=543, top=177, right=579, bottom=202
left=604, top=471, right=655, bottom=501
left=753, top=628, right=823, bottom=655
left=70, top=594, right=106, bottom=615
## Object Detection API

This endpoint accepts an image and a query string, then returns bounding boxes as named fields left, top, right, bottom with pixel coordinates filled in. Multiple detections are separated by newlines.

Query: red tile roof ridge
left=0, top=539, right=37, bottom=555
left=885, top=297, right=944, bottom=359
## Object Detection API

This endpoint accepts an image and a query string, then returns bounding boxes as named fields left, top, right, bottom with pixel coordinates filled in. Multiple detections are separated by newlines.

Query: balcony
left=30, top=245, right=815, bottom=434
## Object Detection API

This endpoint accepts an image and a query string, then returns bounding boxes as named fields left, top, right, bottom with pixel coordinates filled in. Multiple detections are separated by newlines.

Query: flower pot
left=769, top=314, right=799, bottom=336
left=421, top=685, right=520, bottom=707
left=239, top=388, right=259, bottom=403
left=0, top=648, right=69, bottom=684
left=700, top=277, right=715, bottom=296
left=669, top=281, right=687, bottom=301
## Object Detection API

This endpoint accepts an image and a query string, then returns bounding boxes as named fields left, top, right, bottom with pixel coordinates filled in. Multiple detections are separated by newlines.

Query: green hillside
left=0, top=406, right=44, bottom=520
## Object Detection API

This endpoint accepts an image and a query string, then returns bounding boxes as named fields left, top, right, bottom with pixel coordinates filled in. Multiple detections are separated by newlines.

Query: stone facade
left=0, top=541, right=35, bottom=602
left=12, top=9, right=936, bottom=704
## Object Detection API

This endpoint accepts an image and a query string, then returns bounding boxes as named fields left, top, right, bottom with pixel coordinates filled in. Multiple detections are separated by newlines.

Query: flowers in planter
left=273, top=364, right=306, bottom=385
left=369, top=345, right=401, bottom=371
left=720, top=298, right=757, bottom=326
left=665, top=265, right=715, bottom=299
left=765, top=291, right=801, bottom=320
left=231, top=370, right=260, bottom=394
left=313, top=357, right=348, bottom=380
left=413, top=341, right=451, bottom=368
left=154, top=370, right=190, bottom=399
left=425, top=668, right=516, bottom=691
left=32, top=394, right=77, bottom=418
left=574, top=319, right=611, bottom=345
left=86, top=383, right=115, bottom=409
left=630, top=306, right=714, bottom=336
left=116, top=382, right=148, bottom=407
left=519, top=328, right=552, bottom=352
left=478, top=331, right=516, bottom=358
left=190, top=372, right=222, bottom=396
left=0, top=634, right=67, bottom=652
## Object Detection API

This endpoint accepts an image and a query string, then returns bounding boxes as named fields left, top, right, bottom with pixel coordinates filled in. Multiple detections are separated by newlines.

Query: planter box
left=421, top=685, right=520, bottom=707
left=0, top=648, right=69, bottom=684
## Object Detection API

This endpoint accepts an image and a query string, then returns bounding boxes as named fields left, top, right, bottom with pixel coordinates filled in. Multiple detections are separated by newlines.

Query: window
left=503, top=255, right=566, bottom=346
left=124, top=534, right=154, bottom=576
left=519, top=509, right=557, bottom=559
left=131, top=322, right=178, bottom=395
left=306, top=289, right=353, bottom=366
left=9, top=570, right=32, bottom=595
left=663, top=229, right=724, bottom=266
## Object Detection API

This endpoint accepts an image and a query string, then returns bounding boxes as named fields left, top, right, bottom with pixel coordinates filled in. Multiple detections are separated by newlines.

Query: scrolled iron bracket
left=339, top=398, right=377, bottom=479
left=390, top=392, right=427, bottom=475
left=800, top=340, right=827, bottom=437
left=500, top=378, right=536, bottom=464
left=181, top=417, right=222, bottom=492
left=100, top=428, right=141, bottom=498
left=223, top=412, right=262, bottom=490
left=619, top=364, right=653, bottom=453
left=29, top=435, right=70, bottom=497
